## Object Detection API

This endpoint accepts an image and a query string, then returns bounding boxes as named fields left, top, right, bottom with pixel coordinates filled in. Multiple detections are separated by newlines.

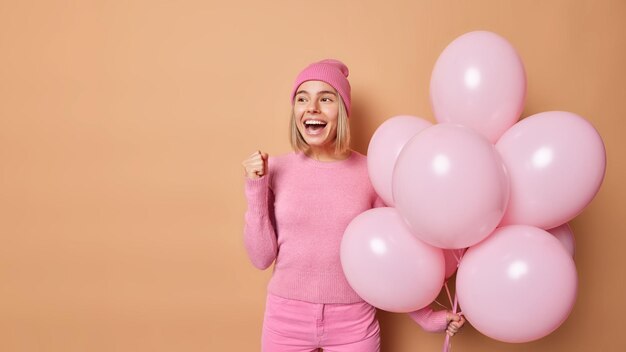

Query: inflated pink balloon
left=367, top=115, right=432, bottom=206
left=340, top=207, right=445, bottom=312
left=456, top=225, right=578, bottom=343
left=547, top=223, right=576, bottom=257
left=393, top=123, right=509, bottom=249
left=496, top=111, right=606, bottom=229
left=443, top=249, right=465, bottom=279
left=430, top=31, right=526, bottom=143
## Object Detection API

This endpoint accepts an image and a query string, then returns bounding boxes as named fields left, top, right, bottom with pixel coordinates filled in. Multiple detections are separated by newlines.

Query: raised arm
left=242, top=151, right=278, bottom=269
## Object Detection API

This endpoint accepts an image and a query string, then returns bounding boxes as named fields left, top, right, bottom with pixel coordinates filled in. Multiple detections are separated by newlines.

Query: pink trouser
left=262, top=294, right=380, bottom=352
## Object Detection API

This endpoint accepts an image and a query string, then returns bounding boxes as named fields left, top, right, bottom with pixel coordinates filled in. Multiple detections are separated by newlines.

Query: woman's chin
left=304, top=137, right=333, bottom=148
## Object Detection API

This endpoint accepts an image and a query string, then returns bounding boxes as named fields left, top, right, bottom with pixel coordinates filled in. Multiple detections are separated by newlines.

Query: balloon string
left=433, top=298, right=449, bottom=310
left=442, top=293, right=459, bottom=352
left=452, top=250, right=462, bottom=264
left=452, top=248, right=467, bottom=266
left=442, top=249, right=466, bottom=352
left=444, top=281, right=454, bottom=308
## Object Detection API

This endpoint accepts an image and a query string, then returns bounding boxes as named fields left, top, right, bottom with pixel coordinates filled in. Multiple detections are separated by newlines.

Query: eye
left=296, top=96, right=308, bottom=103
left=321, top=96, right=334, bottom=102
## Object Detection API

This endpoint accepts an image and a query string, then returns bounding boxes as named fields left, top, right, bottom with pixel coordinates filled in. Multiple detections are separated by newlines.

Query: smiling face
left=293, top=80, right=340, bottom=156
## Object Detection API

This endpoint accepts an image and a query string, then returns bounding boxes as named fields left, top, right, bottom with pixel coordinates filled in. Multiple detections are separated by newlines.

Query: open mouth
left=304, top=119, right=327, bottom=134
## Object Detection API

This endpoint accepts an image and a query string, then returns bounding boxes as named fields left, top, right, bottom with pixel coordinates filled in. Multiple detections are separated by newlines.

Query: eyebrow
left=295, top=90, right=337, bottom=96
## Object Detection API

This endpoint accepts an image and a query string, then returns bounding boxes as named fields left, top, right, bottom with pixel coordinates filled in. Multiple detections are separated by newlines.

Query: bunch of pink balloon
left=341, top=30, right=606, bottom=344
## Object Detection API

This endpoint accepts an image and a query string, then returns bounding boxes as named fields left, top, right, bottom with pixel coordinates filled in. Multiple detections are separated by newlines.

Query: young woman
left=242, top=59, right=464, bottom=352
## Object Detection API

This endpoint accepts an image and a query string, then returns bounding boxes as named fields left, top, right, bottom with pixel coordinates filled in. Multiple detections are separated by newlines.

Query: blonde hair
left=290, top=96, right=351, bottom=155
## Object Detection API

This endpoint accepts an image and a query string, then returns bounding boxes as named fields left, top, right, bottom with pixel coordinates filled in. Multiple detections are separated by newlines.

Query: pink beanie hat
left=291, top=59, right=352, bottom=116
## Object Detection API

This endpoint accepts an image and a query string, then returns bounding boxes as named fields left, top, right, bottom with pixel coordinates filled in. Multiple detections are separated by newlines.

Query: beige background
left=1, top=0, right=625, bottom=351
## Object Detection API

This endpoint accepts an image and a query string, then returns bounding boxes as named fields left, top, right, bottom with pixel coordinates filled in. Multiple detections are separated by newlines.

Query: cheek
left=293, top=107, right=304, bottom=117
left=324, top=106, right=340, bottom=121
left=327, top=115, right=338, bottom=127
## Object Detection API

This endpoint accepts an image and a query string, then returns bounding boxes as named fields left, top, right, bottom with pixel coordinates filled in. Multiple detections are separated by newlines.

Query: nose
left=306, top=99, right=320, bottom=113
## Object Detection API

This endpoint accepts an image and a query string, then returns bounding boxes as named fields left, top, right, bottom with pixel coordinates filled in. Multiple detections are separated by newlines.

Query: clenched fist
left=446, top=312, right=466, bottom=337
left=242, top=151, right=268, bottom=179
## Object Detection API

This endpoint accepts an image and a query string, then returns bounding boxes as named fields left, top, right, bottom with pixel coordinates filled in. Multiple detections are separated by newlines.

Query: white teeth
left=304, top=120, right=326, bottom=125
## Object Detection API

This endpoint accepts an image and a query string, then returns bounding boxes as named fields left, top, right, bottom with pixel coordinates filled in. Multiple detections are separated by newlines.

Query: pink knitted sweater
left=243, top=151, right=448, bottom=332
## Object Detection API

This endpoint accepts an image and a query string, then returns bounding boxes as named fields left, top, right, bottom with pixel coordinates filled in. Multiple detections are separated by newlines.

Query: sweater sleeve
left=408, top=306, right=449, bottom=333
left=243, top=175, right=278, bottom=270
